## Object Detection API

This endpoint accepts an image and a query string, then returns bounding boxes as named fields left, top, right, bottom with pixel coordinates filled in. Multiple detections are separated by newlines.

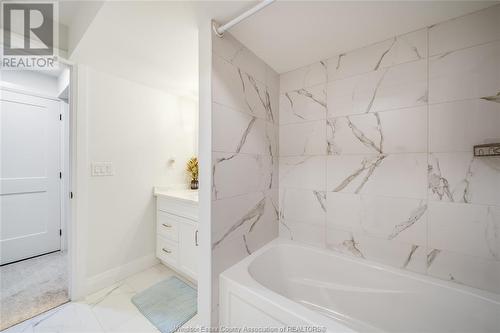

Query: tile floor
left=1, top=252, right=69, bottom=330
left=2, top=264, right=198, bottom=333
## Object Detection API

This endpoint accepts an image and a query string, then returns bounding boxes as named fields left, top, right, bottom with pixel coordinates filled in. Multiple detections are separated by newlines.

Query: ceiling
left=64, top=0, right=497, bottom=97
left=58, top=0, right=85, bottom=26
left=228, top=1, right=498, bottom=73
left=67, top=1, right=253, bottom=98
left=69, top=1, right=199, bottom=97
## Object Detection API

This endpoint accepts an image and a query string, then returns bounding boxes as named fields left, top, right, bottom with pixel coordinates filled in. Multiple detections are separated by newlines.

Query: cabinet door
left=178, top=221, right=198, bottom=279
left=156, top=235, right=178, bottom=268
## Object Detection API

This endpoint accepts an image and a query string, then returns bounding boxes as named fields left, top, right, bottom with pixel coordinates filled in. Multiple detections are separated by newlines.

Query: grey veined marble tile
left=327, top=193, right=427, bottom=246
left=212, top=191, right=278, bottom=252
left=327, top=28, right=427, bottom=82
left=326, top=227, right=428, bottom=274
left=429, top=4, right=500, bottom=57
left=279, top=219, right=326, bottom=248
left=428, top=201, right=500, bottom=261
left=327, top=153, right=428, bottom=199
left=429, top=99, right=500, bottom=153
left=279, top=156, right=326, bottom=191
left=279, top=84, right=327, bottom=125
left=327, top=106, right=427, bottom=155
left=327, top=59, right=428, bottom=117
left=429, top=40, right=500, bottom=104
left=428, top=152, right=500, bottom=206
left=279, top=120, right=326, bottom=156
left=212, top=102, right=277, bottom=157
left=212, top=54, right=278, bottom=123
left=280, top=61, right=328, bottom=93
left=426, top=248, right=500, bottom=294
left=212, top=152, right=274, bottom=200
left=213, top=30, right=268, bottom=85
left=279, top=188, right=326, bottom=225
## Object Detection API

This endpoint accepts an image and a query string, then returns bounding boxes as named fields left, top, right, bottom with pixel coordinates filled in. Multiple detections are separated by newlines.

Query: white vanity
left=154, top=188, right=198, bottom=282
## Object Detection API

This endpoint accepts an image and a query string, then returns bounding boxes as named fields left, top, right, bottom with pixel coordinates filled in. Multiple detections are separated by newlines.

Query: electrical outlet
left=91, top=162, right=114, bottom=176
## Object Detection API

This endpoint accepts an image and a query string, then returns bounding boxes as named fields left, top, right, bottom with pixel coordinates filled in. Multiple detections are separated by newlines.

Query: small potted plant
left=186, top=157, right=198, bottom=190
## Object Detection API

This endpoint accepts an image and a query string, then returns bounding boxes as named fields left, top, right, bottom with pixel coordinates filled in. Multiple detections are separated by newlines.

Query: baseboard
left=85, top=254, right=159, bottom=296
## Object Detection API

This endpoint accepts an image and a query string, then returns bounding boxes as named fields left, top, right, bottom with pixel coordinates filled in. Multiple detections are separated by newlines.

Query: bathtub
left=219, top=238, right=500, bottom=332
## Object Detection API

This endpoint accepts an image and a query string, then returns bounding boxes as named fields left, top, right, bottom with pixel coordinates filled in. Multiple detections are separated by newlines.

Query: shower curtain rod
left=213, top=0, right=276, bottom=37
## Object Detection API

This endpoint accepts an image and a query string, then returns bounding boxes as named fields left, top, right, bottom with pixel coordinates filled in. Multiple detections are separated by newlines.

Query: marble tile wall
left=211, top=31, right=279, bottom=314
left=278, top=4, right=500, bottom=294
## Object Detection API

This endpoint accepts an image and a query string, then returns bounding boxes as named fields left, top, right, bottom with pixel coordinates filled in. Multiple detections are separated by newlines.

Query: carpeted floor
left=0, top=251, right=69, bottom=330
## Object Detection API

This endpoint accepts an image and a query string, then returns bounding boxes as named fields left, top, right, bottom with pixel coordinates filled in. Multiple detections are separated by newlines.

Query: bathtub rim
left=219, top=254, right=362, bottom=332
left=220, top=237, right=500, bottom=330
left=250, top=238, right=500, bottom=304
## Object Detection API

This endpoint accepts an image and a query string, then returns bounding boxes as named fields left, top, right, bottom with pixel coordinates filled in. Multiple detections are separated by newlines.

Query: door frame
left=57, top=58, right=89, bottom=301
left=62, top=58, right=87, bottom=301
left=0, top=58, right=85, bottom=300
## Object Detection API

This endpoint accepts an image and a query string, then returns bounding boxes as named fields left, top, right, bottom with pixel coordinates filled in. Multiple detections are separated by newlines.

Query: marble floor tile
left=33, top=303, right=104, bottom=333
left=105, top=312, right=159, bottom=333
left=87, top=285, right=139, bottom=331
left=124, top=264, right=175, bottom=293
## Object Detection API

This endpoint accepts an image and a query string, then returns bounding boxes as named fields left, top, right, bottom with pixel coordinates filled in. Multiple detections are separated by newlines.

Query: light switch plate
left=91, top=162, right=114, bottom=176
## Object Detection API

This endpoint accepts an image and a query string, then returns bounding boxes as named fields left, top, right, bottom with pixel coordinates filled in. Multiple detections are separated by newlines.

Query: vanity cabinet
left=155, top=189, right=198, bottom=281
left=178, top=222, right=198, bottom=278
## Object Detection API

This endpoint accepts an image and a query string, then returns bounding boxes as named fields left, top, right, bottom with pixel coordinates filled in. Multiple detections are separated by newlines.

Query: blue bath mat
left=131, top=276, right=197, bottom=333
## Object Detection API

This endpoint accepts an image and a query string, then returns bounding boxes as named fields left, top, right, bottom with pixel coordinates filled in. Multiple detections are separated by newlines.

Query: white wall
left=66, top=0, right=199, bottom=296
left=80, top=67, right=197, bottom=287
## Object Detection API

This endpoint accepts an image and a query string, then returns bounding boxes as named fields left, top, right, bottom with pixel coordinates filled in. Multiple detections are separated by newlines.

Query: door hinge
left=70, top=192, right=73, bottom=199
left=59, top=172, right=62, bottom=179
left=59, top=229, right=62, bottom=236
left=59, top=114, right=62, bottom=121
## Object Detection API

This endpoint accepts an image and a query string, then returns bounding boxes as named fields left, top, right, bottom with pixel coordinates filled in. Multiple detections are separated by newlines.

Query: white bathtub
left=220, top=238, right=500, bottom=332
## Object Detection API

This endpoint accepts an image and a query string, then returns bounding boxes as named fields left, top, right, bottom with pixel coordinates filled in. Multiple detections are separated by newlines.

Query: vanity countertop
left=154, top=187, right=198, bottom=203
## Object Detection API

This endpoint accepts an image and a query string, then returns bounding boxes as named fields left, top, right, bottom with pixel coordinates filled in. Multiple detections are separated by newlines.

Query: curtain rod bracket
left=212, top=21, right=224, bottom=38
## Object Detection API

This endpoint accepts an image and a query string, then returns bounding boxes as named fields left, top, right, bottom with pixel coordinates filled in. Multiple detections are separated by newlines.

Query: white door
left=0, top=89, right=62, bottom=265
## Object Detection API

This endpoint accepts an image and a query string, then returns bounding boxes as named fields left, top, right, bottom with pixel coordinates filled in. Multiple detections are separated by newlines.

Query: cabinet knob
left=162, top=223, right=172, bottom=228
left=195, top=230, right=199, bottom=246
left=162, top=248, right=172, bottom=254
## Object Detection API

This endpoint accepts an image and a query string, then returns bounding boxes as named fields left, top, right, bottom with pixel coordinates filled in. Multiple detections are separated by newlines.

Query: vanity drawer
left=157, top=211, right=179, bottom=241
left=157, top=196, right=198, bottom=221
left=156, top=235, right=178, bottom=267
